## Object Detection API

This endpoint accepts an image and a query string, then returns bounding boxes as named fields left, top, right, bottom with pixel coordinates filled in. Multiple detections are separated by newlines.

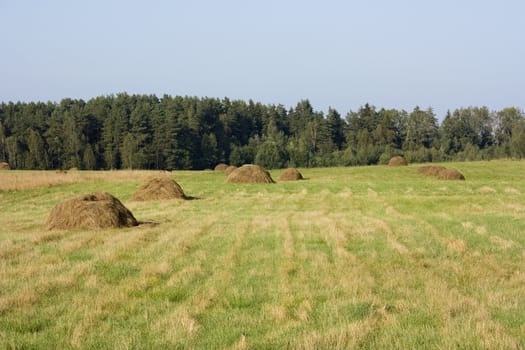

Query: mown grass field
left=0, top=161, right=524, bottom=349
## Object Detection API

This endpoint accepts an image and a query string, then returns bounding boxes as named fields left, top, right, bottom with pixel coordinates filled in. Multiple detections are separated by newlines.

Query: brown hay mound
left=278, top=168, right=304, bottom=181
left=0, top=162, right=10, bottom=170
left=226, top=164, right=275, bottom=184
left=131, top=177, right=187, bottom=201
left=417, top=165, right=447, bottom=177
left=437, top=168, right=465, bottom=180
left=224, top=165, right=237, bottom=176
left=214, top=163, right=228, bottom=171
left=388, top=156, right=408, bottom=166
left=45, top=192, right=138, bottom=230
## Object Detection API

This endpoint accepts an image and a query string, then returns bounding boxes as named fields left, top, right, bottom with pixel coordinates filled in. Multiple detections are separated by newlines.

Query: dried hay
left=224, top=165, right=237, bottom=176
left=45, top=192, right=138, bottom=230
left=478, top=186, right=496, bottom=194
left=278, top=168, right=304, bottom=181
left=214, top=163, right=228, bottom=171
left=0, top=162, right=10, bottom=170
left=437, top=168, right=465, bottom=180
left=226, top=164, right=275, bottom=184
left=417, top=165, right=447, bottom=177
left=388, top=156, right=408, bottom=166
left=130, top=177, right=187, bottom=201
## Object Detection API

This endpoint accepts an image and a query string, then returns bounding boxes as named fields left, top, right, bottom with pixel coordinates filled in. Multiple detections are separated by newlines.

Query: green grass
left=0, top=160, right=524, bottom=349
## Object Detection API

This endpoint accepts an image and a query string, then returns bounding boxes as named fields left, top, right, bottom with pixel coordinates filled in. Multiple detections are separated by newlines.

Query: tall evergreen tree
left=45, top=109, right=65, bottom=169
left=63, top=112, right=82, bottom=168
left=0, top=121, right=7, bottom=162
left=128, top=101, right=152, bottom=168
left=326, top=108, right=345, bottom=150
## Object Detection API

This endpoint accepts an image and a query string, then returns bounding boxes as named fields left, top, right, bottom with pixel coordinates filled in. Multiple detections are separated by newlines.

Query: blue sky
left=1, top=0, right=523, bottom=119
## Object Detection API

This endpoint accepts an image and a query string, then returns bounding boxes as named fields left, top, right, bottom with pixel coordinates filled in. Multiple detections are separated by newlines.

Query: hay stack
left=0, top=162, right=10, bottom=170
left=388, top=156, right=408, bottom=166
left=278, top=168, right=304, bottom=181
left=224, top=165, right=237, bottom=176
left=437, top=168, right=465, bottom=180
left=417, top=165, right=447, bottom=177
left=45, top=192, right=138, bottom=230
left=214, top=163, right=228, bottom=171
left=226, top=164, right=275, bottom=184
left=130, top=177, right=187, bottom=201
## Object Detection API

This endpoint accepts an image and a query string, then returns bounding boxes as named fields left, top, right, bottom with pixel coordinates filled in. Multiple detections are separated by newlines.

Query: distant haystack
left=417, top=165, right=447, bottom=177
left=45, top=192, right=138, bottom=230
left=278, top=168, right=304, bottom=181
left=0, top=162, right=10, bottom=170
left=214, top=163, right=228, bottom=171
left=437, top=168, right=465, bottom=181
left=226, top=164, right=275, bottom=184
left=130, top=177, right=187, bottom=201
left=388, top=156, right=408, bottom=166
left=224, top=165, right=237, bottom=176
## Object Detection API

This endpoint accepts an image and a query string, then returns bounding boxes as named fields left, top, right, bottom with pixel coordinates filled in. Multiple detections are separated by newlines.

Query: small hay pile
left=0, top=162, right=10, bottom=170
left=417, top=165, right=465, bottom=180
left=45, top=192, right=138, bottom=230
left=224, top=165, right=237, bottom=176
left=278, top=168, right=304, bottom=181
left=226, top=164, right=275, bottom=184
left=417, top=165, right=447, bottom=177
left=214, top=163, right=228, bottom=171
left=479, top=186, right=496, bottom=194
left=388, top=156, right=408, bottom=166
left=131, top=177, right=187, bottom=201
left=437, top=168, right=465, bottom=180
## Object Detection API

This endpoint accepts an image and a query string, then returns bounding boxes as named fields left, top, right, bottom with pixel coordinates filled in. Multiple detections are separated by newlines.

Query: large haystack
left=388, top=156, right=408, bottom=166
left=130, top=177, right=187, bottom=201
left=226, top=164, right=275, bottom=184
left=417, top=165, right=447, bottom=177
left=278, top=167, right=304, bottom=181
left=437, top=168, right=465, bottom=180
left=0, top=162, right=10, bottom=170
left=45, top=192, right=138, bottom=230
left=214, top=163, right=228, bottom=171
left=224, top=165, right=237, bottom=176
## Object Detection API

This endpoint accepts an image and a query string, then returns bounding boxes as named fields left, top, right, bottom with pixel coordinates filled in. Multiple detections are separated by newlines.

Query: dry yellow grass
left=0, top=170, right=156, bottom=191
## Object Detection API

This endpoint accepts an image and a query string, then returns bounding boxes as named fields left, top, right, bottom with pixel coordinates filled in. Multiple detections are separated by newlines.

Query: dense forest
left=0, top=93, right=524, bottom=170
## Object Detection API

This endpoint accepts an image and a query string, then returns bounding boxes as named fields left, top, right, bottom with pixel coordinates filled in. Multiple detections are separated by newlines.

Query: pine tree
left=0, top=121, right=7, bottom=161
left=326, top=108, right=345, bottom=150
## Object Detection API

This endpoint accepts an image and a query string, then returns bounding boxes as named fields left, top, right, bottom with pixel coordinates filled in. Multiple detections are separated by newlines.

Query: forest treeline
left=1, top=93, right=524, bottom=170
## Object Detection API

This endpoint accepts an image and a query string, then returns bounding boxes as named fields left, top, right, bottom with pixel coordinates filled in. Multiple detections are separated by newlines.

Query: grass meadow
left=0, top=161, right=524, bottom=349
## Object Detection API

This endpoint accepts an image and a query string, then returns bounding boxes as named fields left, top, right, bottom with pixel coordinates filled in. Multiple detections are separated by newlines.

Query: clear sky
left=1, top=0, right=523, bottom=120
